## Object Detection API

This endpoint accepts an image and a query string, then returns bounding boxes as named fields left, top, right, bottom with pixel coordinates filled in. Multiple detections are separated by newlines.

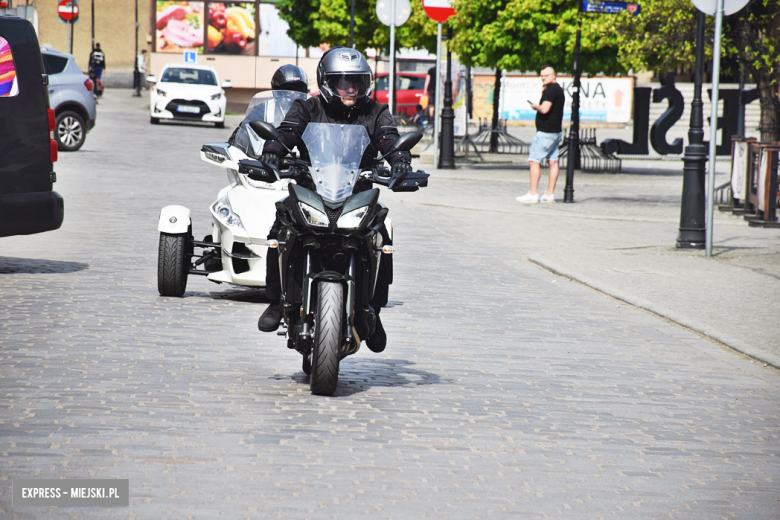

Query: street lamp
left=439, top=24, right=455, bottom=169
left=676, top=11, right=707, bottom=249
left=563, top=0, right=583, bottom=203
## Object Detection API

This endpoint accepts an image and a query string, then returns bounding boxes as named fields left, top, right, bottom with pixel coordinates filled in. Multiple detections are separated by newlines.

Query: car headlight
left=212, top=196, right=244, bottom=229
left=156, top=88, right=167, bottom=97
left=210, top=92, right=222, bottom=100
left=298, top=203, right=329, bottom=228
left=336, top=205, right=369, bottom=229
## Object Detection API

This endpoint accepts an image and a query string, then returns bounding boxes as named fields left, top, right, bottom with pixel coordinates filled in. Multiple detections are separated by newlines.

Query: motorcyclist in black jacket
left=257, top=47, right=412, bottom=354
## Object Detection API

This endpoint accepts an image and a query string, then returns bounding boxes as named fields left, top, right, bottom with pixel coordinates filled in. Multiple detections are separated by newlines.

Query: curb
left=528, top=253, right=780, bottom=371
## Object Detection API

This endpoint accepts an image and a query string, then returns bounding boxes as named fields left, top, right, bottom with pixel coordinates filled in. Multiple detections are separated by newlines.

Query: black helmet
left=316, top=46, right=373, bottom=110
left=271, top=65, right=308, bottom=93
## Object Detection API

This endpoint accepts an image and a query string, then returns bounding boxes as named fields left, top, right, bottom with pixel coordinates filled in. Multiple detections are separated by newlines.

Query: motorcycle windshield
left=243, top=90, right=308, bottom=125
left=301, top=123, right=370, bottom=205
left=234, top=90, right=308, bottom=157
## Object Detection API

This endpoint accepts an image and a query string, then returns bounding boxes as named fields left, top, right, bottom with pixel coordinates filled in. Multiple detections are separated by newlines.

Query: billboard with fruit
left=156, top=1, right=205, bottom=54
left=207, top=3, right=256, bottom=55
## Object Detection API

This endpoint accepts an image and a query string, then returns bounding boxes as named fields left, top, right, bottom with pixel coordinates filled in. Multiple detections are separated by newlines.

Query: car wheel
left=150, top=116, right=160, bottom=125
left=215, top=121, right=225, bottom=129
left=56, top=110, right=86, bottom=151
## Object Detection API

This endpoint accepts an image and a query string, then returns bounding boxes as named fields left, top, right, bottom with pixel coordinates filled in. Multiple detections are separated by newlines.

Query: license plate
left=177, top=105, right=200, bottom=114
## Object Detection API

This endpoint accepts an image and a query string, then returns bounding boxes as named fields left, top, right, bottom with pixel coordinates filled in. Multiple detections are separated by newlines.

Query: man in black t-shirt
left=517, top=66, right=565, bottom=204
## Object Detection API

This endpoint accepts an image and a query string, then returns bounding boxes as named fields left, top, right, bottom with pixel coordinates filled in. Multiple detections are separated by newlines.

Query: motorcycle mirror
left=248, top=121, right=280, bottom=142
left=393, top=132, right=423, bottom=152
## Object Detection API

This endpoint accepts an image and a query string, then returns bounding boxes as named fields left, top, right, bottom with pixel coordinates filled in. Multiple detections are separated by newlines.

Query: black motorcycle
left=239, top=121, right=428, bottom=395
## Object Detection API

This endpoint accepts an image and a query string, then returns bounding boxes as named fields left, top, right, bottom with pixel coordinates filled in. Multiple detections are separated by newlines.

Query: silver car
left=41, top=46, right=97, bottom=151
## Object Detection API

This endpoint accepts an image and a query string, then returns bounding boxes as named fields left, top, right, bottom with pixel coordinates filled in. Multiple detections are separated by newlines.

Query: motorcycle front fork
left=297, top=250, right=356, bottom=348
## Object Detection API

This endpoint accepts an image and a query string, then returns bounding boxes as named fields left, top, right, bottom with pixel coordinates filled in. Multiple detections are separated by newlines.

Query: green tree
left=449, top=0, right=626, bottom=74
left=613, top=0, right=780, bottom=141
left=276, top=0, right=439, bottom=55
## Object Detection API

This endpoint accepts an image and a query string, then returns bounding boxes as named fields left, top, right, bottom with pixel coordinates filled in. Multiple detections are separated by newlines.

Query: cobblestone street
left=1, top=91, right=779, bottom=519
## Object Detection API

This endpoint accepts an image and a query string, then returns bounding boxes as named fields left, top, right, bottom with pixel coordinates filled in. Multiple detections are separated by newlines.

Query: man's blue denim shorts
left=528, top=131, right=563, bottom=163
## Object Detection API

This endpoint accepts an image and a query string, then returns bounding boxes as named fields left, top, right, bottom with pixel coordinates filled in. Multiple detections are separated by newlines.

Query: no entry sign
left=58, top=0, right=79, bottom=22
left=423, top=0, right=455, bottom=23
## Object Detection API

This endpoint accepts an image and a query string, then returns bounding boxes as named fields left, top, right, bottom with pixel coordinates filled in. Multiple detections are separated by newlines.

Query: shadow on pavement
left=184, top=287, right=270, bottom=303
left=0, top=257, right=89, bottom=274
left=282, top=358, right=450, bottom=397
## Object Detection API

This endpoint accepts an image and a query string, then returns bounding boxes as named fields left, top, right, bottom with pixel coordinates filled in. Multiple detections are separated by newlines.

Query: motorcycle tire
left=310, top=281, right=342, bottom=396
left=158, top=232, right=189, bottom=297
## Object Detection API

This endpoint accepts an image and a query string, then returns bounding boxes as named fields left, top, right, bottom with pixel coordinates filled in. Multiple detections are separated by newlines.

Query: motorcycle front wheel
left=310, top=281, right=342, bottom=396
left=157, top=232, right=190, bottom=297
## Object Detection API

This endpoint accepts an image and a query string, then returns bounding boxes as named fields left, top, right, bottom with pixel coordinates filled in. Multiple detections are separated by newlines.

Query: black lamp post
left=563, top=0, right=582, bottom=203
left=676, top=11, right=707, bottom=249
left=133, top=0, right=139, bottom=96
left=439, top=24, right=455, bottom=169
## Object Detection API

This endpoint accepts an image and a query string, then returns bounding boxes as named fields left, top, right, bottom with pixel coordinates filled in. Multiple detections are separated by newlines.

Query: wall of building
left=35, top=0, right=152, bottom=85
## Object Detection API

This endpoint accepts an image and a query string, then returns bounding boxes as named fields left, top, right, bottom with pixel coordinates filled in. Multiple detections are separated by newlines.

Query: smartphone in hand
left=527, top=100, right=533, bottom=105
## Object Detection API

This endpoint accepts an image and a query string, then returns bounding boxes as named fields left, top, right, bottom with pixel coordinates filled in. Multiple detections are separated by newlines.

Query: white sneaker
left=516, top=192, right=540, bottom=204
left=540, top=193, right=555, bottom=203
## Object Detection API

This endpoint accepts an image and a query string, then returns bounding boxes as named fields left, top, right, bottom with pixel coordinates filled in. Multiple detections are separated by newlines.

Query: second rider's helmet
left=271, top=64, right=309, bottom=93
left=316, top=47, right=373, bottom=110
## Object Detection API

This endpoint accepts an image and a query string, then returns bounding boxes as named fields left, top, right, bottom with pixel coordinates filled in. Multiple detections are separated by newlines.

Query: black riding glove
left=261, top=153, right=280, bottom=168
left=391, top=160, right=412, bottom=176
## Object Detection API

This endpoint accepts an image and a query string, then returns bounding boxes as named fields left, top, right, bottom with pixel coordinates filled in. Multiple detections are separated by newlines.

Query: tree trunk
left=490, top=68, right=502, bottom=153
left=756, top=76, right=779, bottom=142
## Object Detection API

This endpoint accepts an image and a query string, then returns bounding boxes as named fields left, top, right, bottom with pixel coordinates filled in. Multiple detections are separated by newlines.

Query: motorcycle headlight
left=298, top=203, right=329, bottom=228
left=212, top=196, right=244, bottom=229
left=210, top=92, right=222, bottom=100
left=336, top=205, right=369, bottom=229
left=156, top=88, right=167, bottom=97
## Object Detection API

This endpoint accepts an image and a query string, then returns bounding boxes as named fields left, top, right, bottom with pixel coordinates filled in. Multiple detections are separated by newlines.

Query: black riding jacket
left=262, top=95, right=411, bottom=170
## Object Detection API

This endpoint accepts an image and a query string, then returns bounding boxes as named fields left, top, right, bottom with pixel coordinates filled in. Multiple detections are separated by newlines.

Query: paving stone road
left=1, top=91, right=778, bottom=519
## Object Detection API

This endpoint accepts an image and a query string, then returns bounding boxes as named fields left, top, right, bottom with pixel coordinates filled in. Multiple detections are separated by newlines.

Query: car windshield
left=161, top=68, right=217, bottom=85
left=375, top=75, right=424, bottom=91
left=301, top=123, right=370, bottom=205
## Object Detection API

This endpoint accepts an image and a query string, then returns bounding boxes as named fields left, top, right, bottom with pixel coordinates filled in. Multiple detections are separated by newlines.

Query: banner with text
left=500, top=77, right=634, bottom=123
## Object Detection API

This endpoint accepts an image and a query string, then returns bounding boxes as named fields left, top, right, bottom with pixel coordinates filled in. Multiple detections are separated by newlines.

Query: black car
left=0, top=15, right=64, bottom=237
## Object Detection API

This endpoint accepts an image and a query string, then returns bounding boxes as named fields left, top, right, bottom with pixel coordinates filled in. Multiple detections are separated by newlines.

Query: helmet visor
left=324, top=73, right=372, bottom=99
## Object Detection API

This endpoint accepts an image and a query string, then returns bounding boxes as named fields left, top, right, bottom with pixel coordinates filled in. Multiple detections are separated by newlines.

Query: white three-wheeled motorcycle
left=156, top=90, right=307, bottom=296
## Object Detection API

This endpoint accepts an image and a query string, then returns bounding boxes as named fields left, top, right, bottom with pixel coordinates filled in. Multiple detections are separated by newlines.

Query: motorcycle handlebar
left=245, top=157, right=427, bottom=191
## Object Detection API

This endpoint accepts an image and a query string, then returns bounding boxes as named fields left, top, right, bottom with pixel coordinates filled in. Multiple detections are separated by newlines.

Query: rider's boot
left=366, top=314, right=387, bottom=353
left=258, top=302, right=282, bottom=332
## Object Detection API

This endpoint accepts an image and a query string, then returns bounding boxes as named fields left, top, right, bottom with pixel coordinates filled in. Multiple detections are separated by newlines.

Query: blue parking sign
left=183, top=51, right=197, bottom=64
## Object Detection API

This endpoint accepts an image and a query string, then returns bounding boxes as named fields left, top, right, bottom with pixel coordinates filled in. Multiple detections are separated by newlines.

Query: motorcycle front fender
left=158, top=205, right=191, bottom=234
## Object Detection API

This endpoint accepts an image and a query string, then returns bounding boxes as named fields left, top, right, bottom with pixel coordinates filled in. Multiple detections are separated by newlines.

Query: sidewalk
left=396, top=159, right=780, bottom=368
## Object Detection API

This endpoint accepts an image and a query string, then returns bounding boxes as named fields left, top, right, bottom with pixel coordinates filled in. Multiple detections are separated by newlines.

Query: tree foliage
left=613, top=0, right=780, bottom=140
left=276, top=0, right=439, bottom=55
left=449, top=0, right=627, bottom=75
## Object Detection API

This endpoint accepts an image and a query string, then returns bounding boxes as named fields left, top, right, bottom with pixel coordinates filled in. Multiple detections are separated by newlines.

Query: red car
left=373, top=72, right=427, bottom=116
